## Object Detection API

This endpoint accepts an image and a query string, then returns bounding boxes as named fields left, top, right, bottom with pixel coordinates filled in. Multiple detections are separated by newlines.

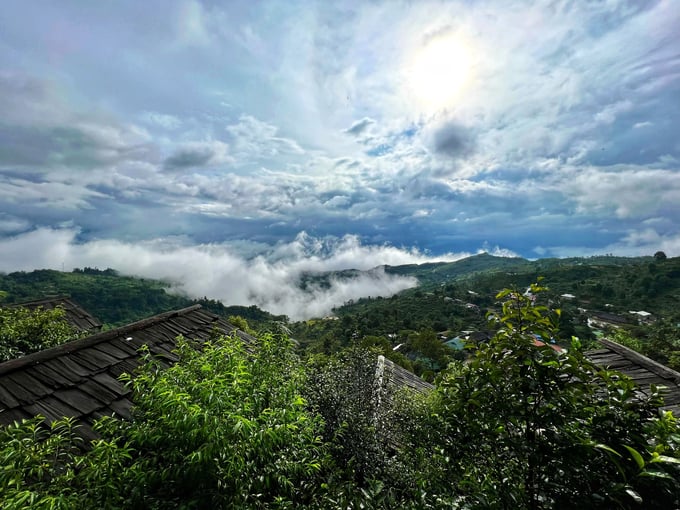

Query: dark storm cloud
left=165, top=147, right=215, bottom=169
left=163, top=140, right=231, bottom=170
left=430, top=121, right=475, bottom=159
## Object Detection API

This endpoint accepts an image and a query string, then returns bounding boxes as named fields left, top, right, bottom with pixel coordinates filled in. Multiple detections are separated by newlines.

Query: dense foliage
left=305, top=348, right=416, bottom=491
left=293, top=255, right=680, bottom=372
left=0, top=268, right=190, bottom=327
left=608, top=322, right=680, bottom=371
left=423, top=283, right=680, bottom=508
left=2, top=280, right=680, bottom=508
left=0, top=306, right=77, bottom=362
left=1, top=334, right=330, bottom=509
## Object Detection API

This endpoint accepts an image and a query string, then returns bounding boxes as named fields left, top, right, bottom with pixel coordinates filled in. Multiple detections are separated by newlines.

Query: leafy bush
left=425, top=282, right=680, bottom=508
left=0, top=306, right=77, bottom=361
left=0, top=333, right=329, bottom=509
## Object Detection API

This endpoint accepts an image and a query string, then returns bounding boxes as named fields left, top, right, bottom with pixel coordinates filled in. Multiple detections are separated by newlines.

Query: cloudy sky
left=1, top=1, right=679, bottom=316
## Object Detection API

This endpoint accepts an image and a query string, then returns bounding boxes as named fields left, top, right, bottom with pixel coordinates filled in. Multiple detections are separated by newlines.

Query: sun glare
left=405, top=33, right=473, bottom=114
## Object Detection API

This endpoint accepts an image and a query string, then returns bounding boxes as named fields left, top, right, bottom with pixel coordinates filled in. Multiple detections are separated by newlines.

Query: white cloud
left=141, top=111, right=182, bottom=130
left=0, top=229, right=482, bottom=320
left=344, top=117, right=376, bottom=136
left=559, top=166, right=680, bottom=219
left=226, top=115, right=305, bottom=162
left=594, top=100, right=634, bottom=125
left=0, top=1, right=678, bottom=261
left=0, top=72, right=70, bottom=126
left=0, top=178, right=107, bottom=209
left=0, top=214, right=31, bottom=234
left=323, top=195, right=351, bottom=208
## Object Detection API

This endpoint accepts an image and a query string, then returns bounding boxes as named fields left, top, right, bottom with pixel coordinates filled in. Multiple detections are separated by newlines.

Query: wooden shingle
left=10, top=296, right=103, bottom=333
left=0, top=305, right=247, bottom=437
left=25, top=396, right=80, bottom=424
left=375, top=355, right=434, bottom=403
left=586, top=338, right=680, bottom=416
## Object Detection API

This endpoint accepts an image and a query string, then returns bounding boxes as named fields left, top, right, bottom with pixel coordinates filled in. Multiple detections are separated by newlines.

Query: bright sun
left=405, top=33, right=473, bottom=113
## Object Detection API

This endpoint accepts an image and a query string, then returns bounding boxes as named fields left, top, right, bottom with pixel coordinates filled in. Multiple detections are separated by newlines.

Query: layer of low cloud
left=0, top=229, right=493, bottom=320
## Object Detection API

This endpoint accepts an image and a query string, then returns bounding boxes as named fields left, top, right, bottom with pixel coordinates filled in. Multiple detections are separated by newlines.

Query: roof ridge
left=598, top=338, right=680, bottom=384
left=0, top=304, right=205, bottom=376
left=8, top=296, right=73, bottom=307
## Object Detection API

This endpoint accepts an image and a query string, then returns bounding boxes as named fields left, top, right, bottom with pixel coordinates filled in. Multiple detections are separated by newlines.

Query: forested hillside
left=291, top=254, right=680, bottom=375
left=2, top=255, right=679, bottom=374
left=0, top=268, right=284, bottom=331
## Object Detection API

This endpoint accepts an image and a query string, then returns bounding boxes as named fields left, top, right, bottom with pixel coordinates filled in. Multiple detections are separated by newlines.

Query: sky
left=1, top=0, right=679, bottom=317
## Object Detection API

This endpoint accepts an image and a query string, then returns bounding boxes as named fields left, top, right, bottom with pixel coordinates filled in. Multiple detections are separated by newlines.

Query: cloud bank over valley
left=0, top=229, right=506, bottom=319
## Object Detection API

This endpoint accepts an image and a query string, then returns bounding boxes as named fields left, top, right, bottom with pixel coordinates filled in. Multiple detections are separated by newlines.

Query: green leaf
left=623, top=445, right=645, bottom=470
left=624, top=488, right=643, bottom=504
left=593, top=443, right=622, bottom=458
left=639, top=470, right=674, bottom=480
left=649, top=455, right=680, bottom=465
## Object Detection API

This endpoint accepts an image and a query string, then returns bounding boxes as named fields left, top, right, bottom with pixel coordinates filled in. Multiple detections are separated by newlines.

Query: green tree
left=3, top=285, right=680, bottom=509
left=612, top=320, right=680, bottom=371
left=305, top=348, right=400, bottom=488
left=426, top=282, right=680, bottom=508
left=227, top=314, right=256, bottom=335
left=0, top=306, right=77, bottom=362
left=0, top=333, right=329, bottom=509
left=303, top=347, right=433, bottom=508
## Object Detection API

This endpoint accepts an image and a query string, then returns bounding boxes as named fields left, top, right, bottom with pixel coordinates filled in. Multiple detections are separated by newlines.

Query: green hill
left=290, top=254, right=680, bottom=374
left=0, top=268, right=283, bottom=330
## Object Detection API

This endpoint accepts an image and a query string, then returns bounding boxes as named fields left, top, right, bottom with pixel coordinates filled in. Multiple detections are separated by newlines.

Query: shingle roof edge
left=597, top=338, right=680, bottom=384
left=8, top=296, right=73, bottom=308
left=0, top=305, right=204, bottom=377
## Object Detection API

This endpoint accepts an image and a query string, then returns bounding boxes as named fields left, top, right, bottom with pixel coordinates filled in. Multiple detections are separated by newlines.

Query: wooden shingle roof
left=376, top=355, right=434, bottom=398
left=0, top=305, right=253, bottom=440
left=587, top=338, right=680, bottom=415
left=11, top=296, right=103, bottom=333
